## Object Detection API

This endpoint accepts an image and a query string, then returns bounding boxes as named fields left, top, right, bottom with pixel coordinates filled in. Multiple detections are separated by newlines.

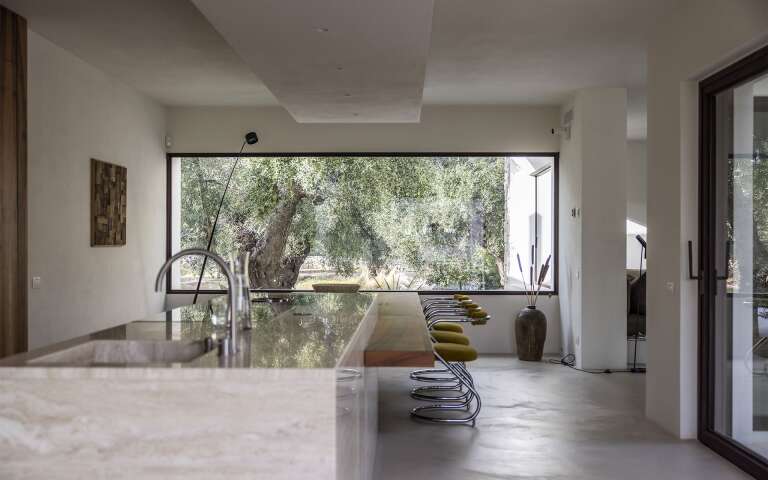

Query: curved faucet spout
left=155, top=248, right=240, bottom=355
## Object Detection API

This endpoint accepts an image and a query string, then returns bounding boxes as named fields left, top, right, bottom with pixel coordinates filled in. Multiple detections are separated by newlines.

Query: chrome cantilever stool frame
left=154, top=248, right=244, bottom=356
left=410, top=297, right=486, bottom=381
left=410, top=348, right=482, bottom=426
left=411, top=312, right=489, bottom=382
left=411, top=311, right=489, bottom=383
left=408, top=296, right=487, bottom=426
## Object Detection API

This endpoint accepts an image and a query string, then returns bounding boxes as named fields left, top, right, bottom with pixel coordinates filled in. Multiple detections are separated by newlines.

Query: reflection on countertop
left=0, top=292, right=375, bottom=369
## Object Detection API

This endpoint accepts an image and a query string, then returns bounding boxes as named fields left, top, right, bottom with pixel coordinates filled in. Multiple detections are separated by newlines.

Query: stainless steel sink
left=29, top=340, right=210, bottom=366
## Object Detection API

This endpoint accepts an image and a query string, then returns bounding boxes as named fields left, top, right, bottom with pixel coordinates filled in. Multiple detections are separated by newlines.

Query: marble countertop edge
left=0, top=365, right=341, bottom=380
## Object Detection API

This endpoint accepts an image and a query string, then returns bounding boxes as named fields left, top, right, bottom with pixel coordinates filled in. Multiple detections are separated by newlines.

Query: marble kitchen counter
left=0, top=291, right=419, bottom=480
left=0, top=292, right=376, bottom=370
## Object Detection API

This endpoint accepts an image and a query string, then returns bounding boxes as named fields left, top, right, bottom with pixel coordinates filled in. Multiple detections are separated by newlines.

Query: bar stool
left=421, top=294, right=472, bottom=311
left=410, top=342, right=482, bottom=426
left=429, top=330, right=471, bottom=345
left=413, top=298, right=489, bottom=379
left=428, top=308, right=490, bottom=330
left=408, top=297, right=489, bottom=426
left=431, top=322, right=465, bottom=333
left=411, top=308, right=489, bottom=381
left=422, top=296, right=481, bottom=334
left=409, top=329, right=472, bottom=392
left=414, top=297, right=481, bottom=369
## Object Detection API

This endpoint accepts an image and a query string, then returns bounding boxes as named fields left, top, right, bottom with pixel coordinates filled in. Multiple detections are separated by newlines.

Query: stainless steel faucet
left=155, top=248, right=240, bottom=355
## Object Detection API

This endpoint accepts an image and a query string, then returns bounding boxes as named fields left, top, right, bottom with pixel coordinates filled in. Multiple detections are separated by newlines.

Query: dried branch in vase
left=516, top=249, right=551, bottom=307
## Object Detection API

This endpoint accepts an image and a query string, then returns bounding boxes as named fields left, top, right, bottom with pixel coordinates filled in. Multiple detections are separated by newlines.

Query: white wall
left=558, top=88, right=628, bottom=370
left=166, top=105, right=562, bottom=355
left=27, top=31, right=167, bottom=349
left=166, top=105, right=559, bottom=153
left=646, top=0, right=768, bottom=438
left=557, top=99, right=582, bottom=359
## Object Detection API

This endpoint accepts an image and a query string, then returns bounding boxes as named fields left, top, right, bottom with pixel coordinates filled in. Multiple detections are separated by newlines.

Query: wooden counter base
left=364, top=292, right=434, bottom=367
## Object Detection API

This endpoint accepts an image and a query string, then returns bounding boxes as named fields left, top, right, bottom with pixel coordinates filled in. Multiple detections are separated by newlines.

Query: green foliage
left=750, top=135, right=768, bottom=292
left=178, top=156, right=508, bottom=290
left=426, top=248, right=501, bottom=290
left=727, top=131, right=768, bottom=294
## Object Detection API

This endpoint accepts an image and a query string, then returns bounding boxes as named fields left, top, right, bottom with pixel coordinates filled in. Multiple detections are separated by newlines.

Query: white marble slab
left=0, top=292, right=396, bottom=479
left=0, top=368, right=336, bottom=479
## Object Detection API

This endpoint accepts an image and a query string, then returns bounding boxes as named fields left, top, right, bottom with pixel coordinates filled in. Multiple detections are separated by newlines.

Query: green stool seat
left=431, top=323, right=464, bottom=333
left=434, top=342, right=478, bottom=362
left=430, top=330, right=471, bottom=345
left=468, top=308, right=489, bottom=325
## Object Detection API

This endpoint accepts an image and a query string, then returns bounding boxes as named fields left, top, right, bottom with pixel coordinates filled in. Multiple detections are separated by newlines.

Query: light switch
left=32, top=276, right=41, bottom=289
left=666, top=281, right=675, bottom=292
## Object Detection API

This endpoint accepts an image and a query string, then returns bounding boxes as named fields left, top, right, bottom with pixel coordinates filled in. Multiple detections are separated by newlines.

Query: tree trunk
left=494, top=257, right=505, bottom=286
left=237, top=184, right=310, bottom=288
left=277, top=238, right=312, bottom=287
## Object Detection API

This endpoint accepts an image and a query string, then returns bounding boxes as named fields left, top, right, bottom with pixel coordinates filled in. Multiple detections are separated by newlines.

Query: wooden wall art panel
left=91, top=158, right=127, bottom=246
left=0, top=6, right=29, bottom=357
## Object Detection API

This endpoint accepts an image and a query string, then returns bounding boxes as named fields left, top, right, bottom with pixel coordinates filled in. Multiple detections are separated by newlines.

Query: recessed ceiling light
left=336, top=66, right=344, bottom=71
left=315, top=27, right=329, bottom=33
left=344, top=93, right=352, bottom=97
left=352, top=113, right=359, bottom=117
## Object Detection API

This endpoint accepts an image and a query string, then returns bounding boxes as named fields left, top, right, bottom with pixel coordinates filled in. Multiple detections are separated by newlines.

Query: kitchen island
left=0, top=292, right=431, bottom=479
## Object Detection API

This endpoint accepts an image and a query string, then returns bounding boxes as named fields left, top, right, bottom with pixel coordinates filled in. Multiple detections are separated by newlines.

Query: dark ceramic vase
left=515, top=306, right=547, bottom=361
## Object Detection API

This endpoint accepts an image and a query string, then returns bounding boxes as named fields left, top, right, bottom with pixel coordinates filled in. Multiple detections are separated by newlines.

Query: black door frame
left=698, top=43, right=768, bottom=478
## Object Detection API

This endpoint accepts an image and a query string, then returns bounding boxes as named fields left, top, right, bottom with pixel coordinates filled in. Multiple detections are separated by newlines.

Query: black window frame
left=165, top=151, right=560, bottom=296
left=698, top=42, right=768, bottom=478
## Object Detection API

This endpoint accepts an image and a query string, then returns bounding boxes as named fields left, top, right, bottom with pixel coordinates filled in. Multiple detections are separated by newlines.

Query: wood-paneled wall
left=0, top=6, right=28, bottom=358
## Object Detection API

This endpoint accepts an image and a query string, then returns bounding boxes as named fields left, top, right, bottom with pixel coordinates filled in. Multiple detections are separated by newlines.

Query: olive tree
left=180, top=156, right=506, bottom=289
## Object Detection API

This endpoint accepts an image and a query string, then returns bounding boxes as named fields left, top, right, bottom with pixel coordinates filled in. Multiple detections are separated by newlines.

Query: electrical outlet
left=666, top=281, right=675, bottom=292
left=31, top=276, right=41, bottom=289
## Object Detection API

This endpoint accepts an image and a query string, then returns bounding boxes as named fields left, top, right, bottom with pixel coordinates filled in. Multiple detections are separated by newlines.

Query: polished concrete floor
left=373, top=356, right=750, bottom=480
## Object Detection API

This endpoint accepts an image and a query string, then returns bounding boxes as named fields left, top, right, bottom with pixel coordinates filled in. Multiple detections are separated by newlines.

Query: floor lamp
left=192, top=131, right=259, bottom=305
left=630, top=234, right=646, bottom=373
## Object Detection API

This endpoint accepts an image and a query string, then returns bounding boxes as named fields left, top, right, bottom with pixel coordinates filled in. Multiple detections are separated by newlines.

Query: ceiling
left=3, top=0, right=653, bottom=131
left=192, top=0, right=434, bottom=122
left=2, top=0, right=279, bottom=106
left=424, top=0, right=651, bottom=105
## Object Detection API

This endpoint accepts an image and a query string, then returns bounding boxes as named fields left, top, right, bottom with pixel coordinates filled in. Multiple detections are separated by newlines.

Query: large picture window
left=167, top=153, right=558, bottom=293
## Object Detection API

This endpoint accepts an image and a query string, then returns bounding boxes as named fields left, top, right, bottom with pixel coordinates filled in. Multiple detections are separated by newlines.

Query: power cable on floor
left=548, top=354, right=641, bottom=374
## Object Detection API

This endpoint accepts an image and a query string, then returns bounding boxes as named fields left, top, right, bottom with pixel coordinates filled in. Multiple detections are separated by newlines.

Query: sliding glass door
left=700, top=45, right=768, bottom=478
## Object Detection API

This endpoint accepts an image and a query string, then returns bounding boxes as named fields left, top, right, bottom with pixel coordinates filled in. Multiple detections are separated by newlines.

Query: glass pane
left=170, top=155, right=556, bottom=292
left=712, top=72, right=768, bottom=459
left=505, top=158, right=555, bottom=291
left=170, top=156, right=237, bottom=290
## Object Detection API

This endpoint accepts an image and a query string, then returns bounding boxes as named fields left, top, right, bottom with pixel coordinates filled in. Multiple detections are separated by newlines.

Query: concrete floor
left=373, top=356, right=751, bottom=480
